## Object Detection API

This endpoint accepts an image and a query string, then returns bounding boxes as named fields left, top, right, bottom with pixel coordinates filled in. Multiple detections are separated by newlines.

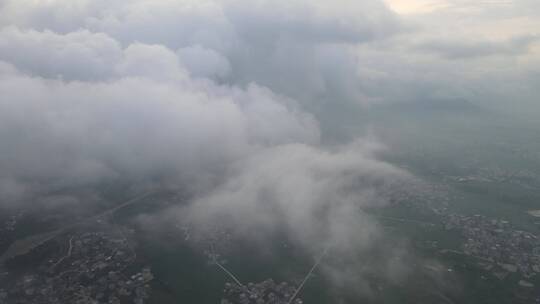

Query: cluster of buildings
left=0, top=230, right=153, bottom=304
left=474, top=167, right=538, bottom=184
left=2, top=212, right=24, bottom=232
left=221, top=279, right=303, bottom=304
left=0, top=211, right=24, bottom=252
left=443, top=214, right=540, bottom=285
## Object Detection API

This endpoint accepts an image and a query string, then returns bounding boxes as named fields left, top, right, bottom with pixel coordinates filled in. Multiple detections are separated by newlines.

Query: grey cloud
left=0, top=1, right=406, bottom=206
left=416, top=34, right=540, bottom=59
left=0, top=0, right=402, bottom=108
left=0, top=54, right=319, bottom=203
left=150, top=140, right=414, bottom=291
left=222, top=0, right=400, bottom=45
left=177, top=45, right=231, bottom=79
left=0, top=26, right=123, bottom=80
left=0, top=0, right=506, bottom=295
left=181, top=141, right=409, bottom=251
left=0, top=0, right=400, bottom=47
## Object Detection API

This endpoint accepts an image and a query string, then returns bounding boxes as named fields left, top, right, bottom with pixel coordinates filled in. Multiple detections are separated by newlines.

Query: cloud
left=1, top=0, right=538, bottom=296
left=0, top=1, right=419, bottom=294
left=0, top=0, right=407, bottom=201
left=0, top=26, right=123, bottom=80
left=223, top=0, right=400, bottom=45
left=180, top=141, right=409, bottom=250
left=0, top=47, right=319, bottom=202
left=144, top=140, right=415, bottom=292
left=177, top=45, right=231, bottom=79
left=0, top=0, right=402, bottom=108
left=116, top=43, right=187, bottom=81
left=0, top=0, right=400, bottom=46
left=415, top=34, right=540, bottom=59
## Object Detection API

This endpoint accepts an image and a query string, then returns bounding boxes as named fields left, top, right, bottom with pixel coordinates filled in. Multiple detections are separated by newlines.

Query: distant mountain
left=389, top=98, right=485, bottom=114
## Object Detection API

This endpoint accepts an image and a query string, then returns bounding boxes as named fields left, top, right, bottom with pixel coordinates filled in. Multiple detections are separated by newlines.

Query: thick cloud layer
left=0, top=0, right=403, bottom=108
left=0, top=0, right=406, bottom=204
left=0, top=0, right=415, bottom=294
left=0, top=0, right=538, bottom=295
left=0, top=56, right=319, bottom=203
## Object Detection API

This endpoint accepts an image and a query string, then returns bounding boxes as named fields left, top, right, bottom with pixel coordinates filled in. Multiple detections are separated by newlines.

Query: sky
left=0, top=0, right=538, bottom=296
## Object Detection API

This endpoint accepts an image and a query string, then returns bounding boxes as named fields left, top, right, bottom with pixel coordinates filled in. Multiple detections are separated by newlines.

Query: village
left=442, top=213, right=540, bottom=288
left=0, top=228, right=153, bottom=304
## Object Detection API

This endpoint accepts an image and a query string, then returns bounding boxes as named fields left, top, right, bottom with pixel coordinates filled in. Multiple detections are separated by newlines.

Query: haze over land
left=0, top=1, right=539, bottom=303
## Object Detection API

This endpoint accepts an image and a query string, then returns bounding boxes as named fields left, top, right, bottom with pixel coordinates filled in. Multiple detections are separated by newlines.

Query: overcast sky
left=380, top=0, right=540, bottom=112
